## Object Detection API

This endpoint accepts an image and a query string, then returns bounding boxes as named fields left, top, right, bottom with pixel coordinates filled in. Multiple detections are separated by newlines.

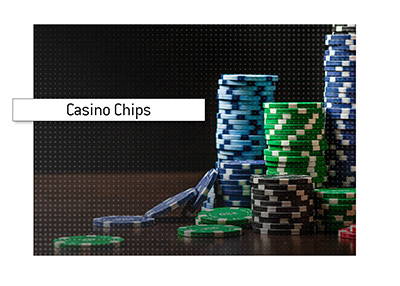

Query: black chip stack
left=250, top=174, right=315, bottom=235
left=324, top=24, right=356, bottom=188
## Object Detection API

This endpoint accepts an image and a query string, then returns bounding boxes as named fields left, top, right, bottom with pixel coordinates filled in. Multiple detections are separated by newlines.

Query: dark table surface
left=34, top=172, right=356, bottom=255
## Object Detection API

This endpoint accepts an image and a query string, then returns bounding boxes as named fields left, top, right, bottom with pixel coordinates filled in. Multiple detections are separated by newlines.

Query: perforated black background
left=34, top=25, right=331, bottom=173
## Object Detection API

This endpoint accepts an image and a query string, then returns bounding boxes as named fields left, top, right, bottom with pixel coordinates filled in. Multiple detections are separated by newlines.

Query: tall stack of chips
left=202, top=74, right=278, bottom=211
left=315, top=187, right=356, bottom=233
left=263, top=102, right=328, bottom=188
left=324, top=24, right=356, bottom=188
left=250, top=175, right=315, bottom=235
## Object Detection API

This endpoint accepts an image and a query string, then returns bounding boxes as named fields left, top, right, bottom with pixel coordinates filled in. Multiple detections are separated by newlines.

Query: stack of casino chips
left=212, top=74, right=278, bottom=208
left=324, top=24, right=356, bottom=188
left=263, top=102, right=328, bottom=188
left=250, top=174, right=315, bottom=235
left=315, top=187, right=356, bottom=233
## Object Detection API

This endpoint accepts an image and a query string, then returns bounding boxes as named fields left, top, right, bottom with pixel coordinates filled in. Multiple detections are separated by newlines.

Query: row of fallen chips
left=53, top=168, right=218, bottom=251
left=250, top=174, right=316, bottom=235
left=262, top=102, right=328, bottom=189
left=324, top=24, right=356, bottom=188
left=314, top=187, right=356, bottom=232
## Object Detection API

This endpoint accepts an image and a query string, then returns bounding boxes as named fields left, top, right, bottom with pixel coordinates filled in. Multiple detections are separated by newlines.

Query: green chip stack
left=263, top=102, right=328, bottom=188
left=314, top=188, right=356, bottom=232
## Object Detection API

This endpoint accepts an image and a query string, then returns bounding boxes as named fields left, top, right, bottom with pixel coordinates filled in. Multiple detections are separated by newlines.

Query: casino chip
left=177, top=225, right=243, bottom=238
left=324, top=28, right=356, bottom=188
left=93, top=215, right=155, bottom=228
left=250, top=174, right=315, bottom=235
left=195, top=207, right=252, bottom=226
left=53, top=235, right=123, bottom=250
left=315, top=188, right=356, bottom=232
left=144, top=187, right=198, bottom=218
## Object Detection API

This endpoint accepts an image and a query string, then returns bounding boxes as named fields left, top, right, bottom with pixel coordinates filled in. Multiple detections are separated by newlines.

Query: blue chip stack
left=212, top=74, right=278, bottom=208
left=324, top=25, right=356, bottom=188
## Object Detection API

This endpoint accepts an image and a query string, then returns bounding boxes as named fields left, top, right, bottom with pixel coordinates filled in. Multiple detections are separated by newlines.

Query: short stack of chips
left=314, top=187, right=356, bottom=233
left=324, top=24, right=356, bottom=188
left=215, top=160, right=266, bottom=208
left=195, top=207, right=252, bottom=228
left=263, top=102, right=328, bottom=188
left=212, top=74, right=279, bottom=209
left=250, top=175, right=315, bottom=235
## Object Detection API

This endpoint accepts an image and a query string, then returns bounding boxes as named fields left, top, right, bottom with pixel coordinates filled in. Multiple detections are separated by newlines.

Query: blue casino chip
left=219, top=184, right=251, bottom=191
left=324, top=66, right=356, bottom=71
left=325, top=82, right=356, bottom=88
left=217, top=119, right=264, bottom=125
left=188, top=168, right=218, bottom=213
left=324, top=97, right=356, bottom=104
left=217, top=154, right=263, bottom=160
left=324, top=55, right=356, bottom=61
left=332, top=134, right=356, bottom=141
left=325, top=107, right=356, bottom=115
left=219, top=173, right=255, bottom=180
left=325, top=34, right=356, bottom=40
left=324, top=102, right=356, bottom=109
left=219, top=179, right=251, bottom=186
left=219, top=103, right=264, bottom=111
left=218, top=89, right=275, bottom=96
left=222, top=195, right=251, bottom=201
left=326, top=113, right=356, bottom=120
left=326, top=118, right=356, bottom=125
left=219, top=189, right=251, bottom=196
left=324, top=93, right=356, bottom=100
left=324, top=50, right=356, bottom=56
left=325, top=76, right=356, bottom=82
left=217, top=94, right=271, bottom=101
left=93, top=215, right=155, bottom=228
left=217, top=144, right=265, bottom=152
left=326, top=123, right=356, bottom=130
left=216, top=123, right=263, bottom=131
left=221, top=201, right=251, bottom=207
left=218, top=85, right=276, bottom=91
left=217, top=168, right=265, bottom=175
left=324, top=61, right=356, bottom=67
left=144, top=187, right=198, bottom=218
left=216, top=134, right=265, bottom=141
left=325, top=71, right=356, bottom=77
left=218, top=150, right=263, bottom=157
left=216, top=128, right=265, bottom=135
left=219, top=99, right=264, bottom=106
left=219, top=109, right=263, bottom=115
left=325, top=86, right=356, bottom=93
left=217, top=160, right=265, bottom=169
left=325, top=39, right=356, bottom=46
left=216, top=139, right=266, bottom=146
left=217, top=113, right=264, bottom=120
left=328, top=45, right=356, bottom=51
left=221, top=74, right=279, bottom=81
left=218, top=79, right=276, bottom=86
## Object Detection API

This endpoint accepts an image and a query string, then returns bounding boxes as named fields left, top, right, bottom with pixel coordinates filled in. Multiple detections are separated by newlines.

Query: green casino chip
left=53, top=235, right=124, bottom=249
left=263, top=102, right=323, bottom=109
left=264, top=107, right=324, bottom=115
left=177, top=225, right=243, bottom=238
left=311, top=176, right=328, bottom=183
left=316, top=198, right=356, bottom=205
left=264, top=149, right=324, bottom=157
left=199, top=207, right=252, bottom=226
left=264, top=118, right=325, bottom=125
left=268, top=165, right=328, bottom=173
left=264, top=123, right=325, bottom=131
left=314, top=188, right=356, bottom=199
left=267, top=139, right=328, bottom=147
left=265, top=161, right=326, bottom=168
left=267, top=144, right=328, bottom=151
left=265, top=128, right=325, bottom=136
left=265, top=133, right=325, bottom=141
left=265, top=113, right=323, bottom=120
left=264, top=155, right=326, bottom=162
